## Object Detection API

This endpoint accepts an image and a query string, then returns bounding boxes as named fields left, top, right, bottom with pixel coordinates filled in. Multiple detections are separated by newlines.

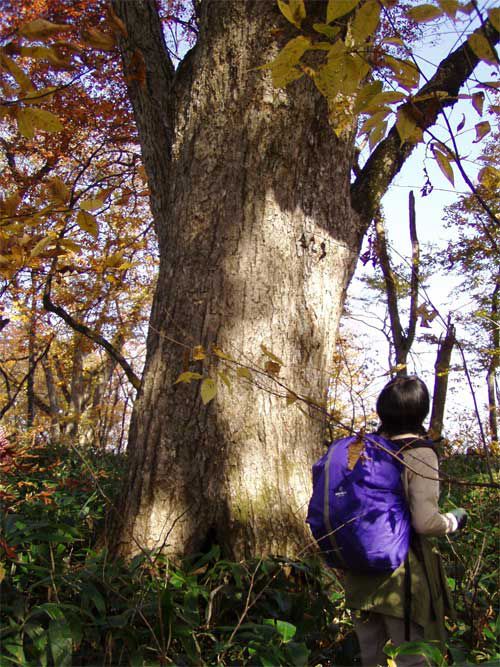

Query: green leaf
left=395, top=106, right=422, bottom=144
left=385, top=56, right=420, bottom=91
left=174, top=371, right=203, bottom=384
left=351, top=0, right=381, bottom=44
left=263, top=618, right=296, bottom=642
left=468, top=32, right=497, bottom=65
left=312, top=23, right=340, bottom=39
left=285, top=641, right=310, bottom=666
left=261, top=36, right=310, bottom=88
left=49, top=619, right=73, bottom=667
left=368, top=119, right=388, bottom=150
left=76, top=210, right=98, bottom=238
left=407, top=4, right=443, bottom=22
left=237, top=367, right=252, bottom=380
left=360, top=108, right=391, bottom=135
left=353, top=80, right=383, bottom=113
left=326, top=0, right=360, bottom=24
left=200, top=377, right=217, bottom=404
left=277, top=0, right=306, bottom=29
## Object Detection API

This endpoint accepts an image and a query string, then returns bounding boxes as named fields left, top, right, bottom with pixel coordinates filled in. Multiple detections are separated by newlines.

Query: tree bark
left=112, top=0, right=361, bottom=559
left=429, top=319, right=455, bottom=440
left=111, top=0, right=500, bottom=559
left=486, top=282, right=499, bottom=447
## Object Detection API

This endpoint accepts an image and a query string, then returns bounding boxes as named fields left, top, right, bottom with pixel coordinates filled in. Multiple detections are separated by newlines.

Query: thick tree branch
left=429, top=317, right=455, bottom=440
left=407, top=191, right=419, bottom=350
left=112, top=0, right=176, bottom=247
left=43, top=281, right=141, bottom=391
left=351, top=18, right=499, bottom=224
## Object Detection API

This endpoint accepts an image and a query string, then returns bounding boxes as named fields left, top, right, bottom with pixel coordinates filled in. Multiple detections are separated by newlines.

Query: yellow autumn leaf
left=81, top=27, right=116, bottom=52
left=407, top=4, right=443, bottom=22
left=360, top=109, right=391, bottom=135
left=236, top=367, right=252, bottom=380
left=192, top=345, right=206, bottom=360
left=16, top=107, right=63, bottom=137
left=261, top=344, right=284, bottom=365
left=58, top=239, right=81, bottom=253
left=80, top=197, right=104, bottom=212
left=472, top=91, right=484, bottom=116
left=432, top=145, right=455, bottom=186
left=31, top=236, right=55, bottom=257
left=478, top=165, right=500, bottom=189
left=20, top=46, right=72, bottom=69
left=387, top=659, right=398, bottom=667
left=212, top=344, right=232, bottom=360
left=351, top=0, right=381, bottom=44
left=473, top=120, right=491, bottom=143
left=218, top=370, right=232, bottom=390
left=353, top=80, right=383, bottom=113
left=0, top=51, right=34, bottom=91
left=347, top=438, right=364, bottom=470
left=200, top=377, right=217, bottom=405
left=326, top=0, right=360, bottom=24
left=261, top=35, right=310, bottom=88
left=489, top=8, right=500, bottom=32
left=174, top=371, right=203, bottom=384
left=439, top=0, right=459, bottom=19
left=76, top=210, right=99, bottom=238
left=385, top=56, right=420, bottom=91
left=468, top=32, right=497, bottom=65
left=19, top=18, right=72, bottom=39
left=277, top=0, right=306, bottom=29
left=395, top=106, right=423, bottom=144
left=312, top=23, right=340, bottom=39
left=368, top=119, right=387, bottom=150
left=286, top=393, right=298, bottom=406
left=47, top=177, right=70, bottom=203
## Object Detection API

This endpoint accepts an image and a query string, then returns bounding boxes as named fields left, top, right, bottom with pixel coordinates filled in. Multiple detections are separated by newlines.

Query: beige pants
left=353, top=611, right=425, bottom=667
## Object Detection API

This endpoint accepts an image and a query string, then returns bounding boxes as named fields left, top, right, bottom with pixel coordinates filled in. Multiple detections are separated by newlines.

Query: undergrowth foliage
left=0, top=439, right=498, bottom=666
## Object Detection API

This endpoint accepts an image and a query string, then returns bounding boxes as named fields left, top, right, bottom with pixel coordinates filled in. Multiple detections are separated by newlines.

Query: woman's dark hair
left=376, top=375, right=430, bottom=436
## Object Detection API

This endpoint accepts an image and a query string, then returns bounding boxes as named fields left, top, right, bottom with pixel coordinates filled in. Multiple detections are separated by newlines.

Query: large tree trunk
left=112, top=0, right=363, bottom=559
left=111, top=0, right=499, bottom=559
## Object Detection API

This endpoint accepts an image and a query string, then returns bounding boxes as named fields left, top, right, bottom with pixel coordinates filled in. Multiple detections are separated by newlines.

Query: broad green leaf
left=174, top=371, right=203, bottom=384
left=395, top=106, right=422, bottom=144
left=468, top=32, right=497, bottom=65
left=368, top=119, right=388, bottom=150
left=261, top=36, right=310, bottom=88
left=200, top=377, right=217, bottom=404
left=439, top=0, right=459, bottom=19
left=351, top=0, right=381, bottom=44
left=489, top=8, right=500, bottom=32
left=264, top=618, right=297, bottom=642
left=261, top=344, right=284, bottom=365
left=432, top=145, right=455, bottom=185
left=326, top=0, right=360, bottom=24
left=80, top=197, right=104, bottom=211
left=385, top=56, right=420, bottom=91
left=407, top=4, right=443, bottom=22
left=19, top=18, right=72, bottom=39
left=353, top=80, right=383, bottom=113
left=473, top=120, right=490, bottom=142
left=49, top=619, right=72, bottom=667
left=277, top=0, right=306, bottom=29
left=76, top=210, right=98, bottom=238
left=312, top=23, right=340, bottom=39
left=360, top=108, right=391, bottom=134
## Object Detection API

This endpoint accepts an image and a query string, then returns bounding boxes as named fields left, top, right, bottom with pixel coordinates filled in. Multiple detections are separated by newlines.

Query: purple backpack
left=306, top=433, right=410, bottom=572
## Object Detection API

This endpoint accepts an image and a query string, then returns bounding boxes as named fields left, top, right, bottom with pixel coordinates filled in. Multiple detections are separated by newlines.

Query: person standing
left=344, top=376, right=467, bottom=667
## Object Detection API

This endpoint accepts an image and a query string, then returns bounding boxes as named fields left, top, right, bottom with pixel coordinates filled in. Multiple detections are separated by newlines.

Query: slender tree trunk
left=112, top=0, right=363, bottom=559
left=429, top=319, right=455, bottom=440
left=487, top=283, right=499, bottom=447
left=41, top=357, right=62, bottom=442
left=27, top=287, right=37, bottom=427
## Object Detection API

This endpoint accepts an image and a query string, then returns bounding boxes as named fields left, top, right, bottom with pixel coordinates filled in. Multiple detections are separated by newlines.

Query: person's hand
left=450, top=508, right=468, bottom=530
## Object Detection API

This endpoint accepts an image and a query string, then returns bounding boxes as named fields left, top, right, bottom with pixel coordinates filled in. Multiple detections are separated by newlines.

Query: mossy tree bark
left=111, top=0, right=499, bottom=559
